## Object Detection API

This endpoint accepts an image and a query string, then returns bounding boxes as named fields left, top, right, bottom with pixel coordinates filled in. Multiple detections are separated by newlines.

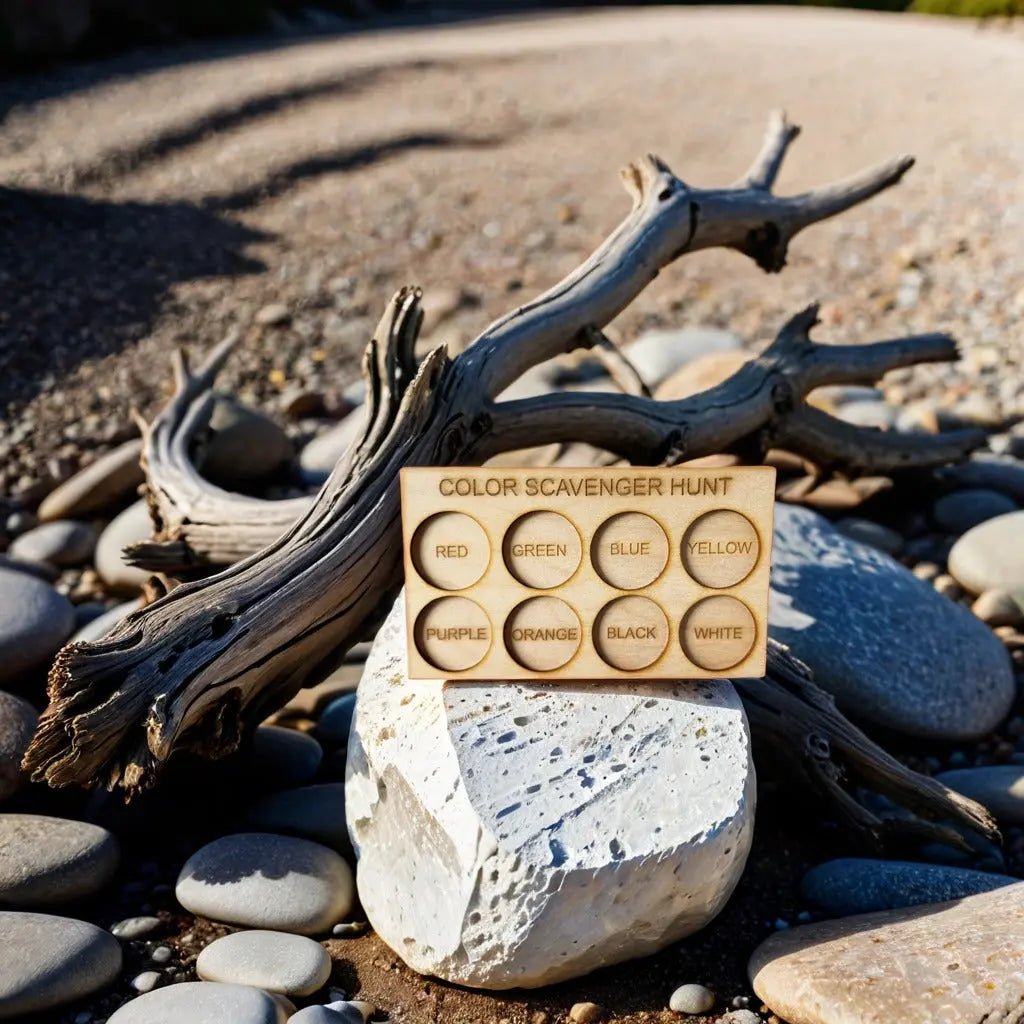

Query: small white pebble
left=669, top=983, right=715, bottom=1014
left=150, top=945, right=173, bottom=964
left=720, top=1011, right=761, bottom=1024
left=131, top=970, right=162, bottom=993
left=110, top=916, right=162, bottom=940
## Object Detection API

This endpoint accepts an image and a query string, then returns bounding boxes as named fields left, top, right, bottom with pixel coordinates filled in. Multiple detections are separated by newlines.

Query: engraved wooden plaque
left=400, top=466, right=775, bottom=681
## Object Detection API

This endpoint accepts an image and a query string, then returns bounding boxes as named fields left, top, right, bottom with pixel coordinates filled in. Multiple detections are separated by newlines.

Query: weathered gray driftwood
left=25, top=115, right=996, bottom=849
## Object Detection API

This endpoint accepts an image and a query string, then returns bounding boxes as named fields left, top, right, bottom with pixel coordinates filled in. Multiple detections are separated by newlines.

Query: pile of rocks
left=1, top=324, right=1024, bottom=1024
left=0, top=409, right=373, bottom=1019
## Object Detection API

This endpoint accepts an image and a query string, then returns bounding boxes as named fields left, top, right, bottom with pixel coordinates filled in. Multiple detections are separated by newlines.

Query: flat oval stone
left=196, top=929, right=331, bottom=995
left=38, top=439, right=144, bottom=521
left=175, top=833, right=353, bottom=935
left=751, top=882, right=1024, bottom=1024
left=0, top=911, right=122, bottom=1019
left=95, top=500, right=152, bottom=592
left=935, top=766, right=1024, bottom=825
left=0, top=692, right=37, bottom=802
left=315, top=693, right=357, bottom=747
left=932, top=489, right=1017, bottom=534
left=0, top=814, right=120, bottom=905
left=8, top=520, right=97, bottom=567
left=201, top=396, right=294, bottom=487
left=299, top=412, right=364, bottom=486
left=949, top=510, right=1024, bottom=594
left=0, top=569, right=74, bottom=683
left=106, top=981, right=289, bottom=1024
left=623, top=326, right=742, bottom=389
left=251, top=725, right=323, bottom=788
left=800, top=858, right=1017, bottom=917
left=770, top=505, right=1014, bottom=740
left=244, top=783, right=348, bottom=851
left=110, top=915, right=162, bottom=940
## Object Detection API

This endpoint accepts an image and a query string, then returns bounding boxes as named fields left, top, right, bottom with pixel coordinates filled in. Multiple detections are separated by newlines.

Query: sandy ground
left=2, top=7, right=1024, bottom=1022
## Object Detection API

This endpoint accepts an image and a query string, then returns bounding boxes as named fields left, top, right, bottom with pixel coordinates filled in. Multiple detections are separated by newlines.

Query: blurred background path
left=1, top=6, right=1022, bottom=492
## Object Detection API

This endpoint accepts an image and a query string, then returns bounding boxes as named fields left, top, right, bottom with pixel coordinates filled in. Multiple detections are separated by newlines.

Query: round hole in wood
left=503, top=511, right=583, bottom=589
left=414, top=596, right=492, bottom=673
left=681, top=509, right=760, bottom=589
left=411, top=511, right=490, bottom=591
left=591, top=512, right=669, bottom=590
left=593, top=596, right=669, bottom=671
left=680, top=595, right=756, bottom=671
left=504, top=596, right=582, bottom=671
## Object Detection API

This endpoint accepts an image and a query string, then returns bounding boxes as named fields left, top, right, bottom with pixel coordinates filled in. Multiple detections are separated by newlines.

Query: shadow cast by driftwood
left=0, top=186, right=267, bottom=408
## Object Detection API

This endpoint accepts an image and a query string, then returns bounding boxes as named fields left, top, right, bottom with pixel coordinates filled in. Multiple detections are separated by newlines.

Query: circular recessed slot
left=411, top=511, right=490, bottom=591
left=681, top=510, right=760, bottom=589
left=593, top=596, right=669, bottom=671
left=591, top=512, right=669, bottom=590
left=504, top=596, right=582, bottom=672
left=503, top=511, right=583, bottom=590
left=414, top=596, right=492, bottom=673
left=680, top=595, right=756, bottom=671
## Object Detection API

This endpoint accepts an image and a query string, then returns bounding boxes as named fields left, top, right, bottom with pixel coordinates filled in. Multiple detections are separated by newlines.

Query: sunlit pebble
left=150, top=946, right=173, bottom=964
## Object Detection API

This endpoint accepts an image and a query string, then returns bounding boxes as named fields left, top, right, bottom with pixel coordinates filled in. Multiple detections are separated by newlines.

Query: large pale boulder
left=750, top=882, right=1024, bottom=1024
left=346, top=599, right=754, bottom=990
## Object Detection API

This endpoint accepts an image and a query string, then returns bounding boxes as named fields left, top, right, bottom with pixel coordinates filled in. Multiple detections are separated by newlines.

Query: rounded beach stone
left=244, top=783, right=348, bottom=851
left=346, top=598, right=754, bottom=989
left=95, top=500, right=153, bottom=592
left=769, top=504, right=1013, bottom=740
left=8, top=520, right=97, bottom=567
left=949, top=511, right=1024, bottom=594
left=110, top=915, right=162, bottom=940
left=315, top=693, right=357, bottom=747
left=654, top=351, right=751, bottom=402
left=0, top=568, right=74, bottom=683
left=106, top=981, right=290, bottom=1024
left=251, top=725, right=323, bottom=787
left=200, top=396, right=294, bottom=487
left=622, top=326, right=742, bottom=389
left=0, top=813, right=120, bottom=906
left=299, top=412, right=364, bottom=486
left=196, top=929, right=331, bottom=995
left=175, top=832, right=353, bottom=934
left=0, top=692, right=37, bottom=802
left=935, top=766, right=1024, bottom=825
left=0, top=911, right=122, bottom=1019
left=750, top=882, right=1024, bottom=1024
left=971, top=588, right=1024, bottom=628
left=38, top=439, right=145, bottom=521
left=669, top=983, right=715, bottom=1013
left=800, top=858, right=1017, bottom=917
left=932, top=489, right=1017, bottom=534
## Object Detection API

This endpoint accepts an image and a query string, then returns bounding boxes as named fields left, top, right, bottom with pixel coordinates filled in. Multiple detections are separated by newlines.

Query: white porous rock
left=346, top=598, right=754, bottom=990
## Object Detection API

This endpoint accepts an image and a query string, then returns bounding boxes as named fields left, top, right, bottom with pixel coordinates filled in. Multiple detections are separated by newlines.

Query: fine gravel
left=2, top=7, right=1023, bottom=510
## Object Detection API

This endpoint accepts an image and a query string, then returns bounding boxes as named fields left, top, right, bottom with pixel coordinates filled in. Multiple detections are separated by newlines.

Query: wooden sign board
left=400, top=467, right=775, bottom=681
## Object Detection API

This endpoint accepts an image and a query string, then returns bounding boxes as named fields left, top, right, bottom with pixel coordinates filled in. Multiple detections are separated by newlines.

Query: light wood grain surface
left=401, top=466, right=774, bottom=681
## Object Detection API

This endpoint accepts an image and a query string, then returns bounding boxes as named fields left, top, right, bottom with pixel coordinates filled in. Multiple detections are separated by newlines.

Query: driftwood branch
left=25, top=113, right=991, bottom=851
left=746, top=643, right=999, bottom=852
